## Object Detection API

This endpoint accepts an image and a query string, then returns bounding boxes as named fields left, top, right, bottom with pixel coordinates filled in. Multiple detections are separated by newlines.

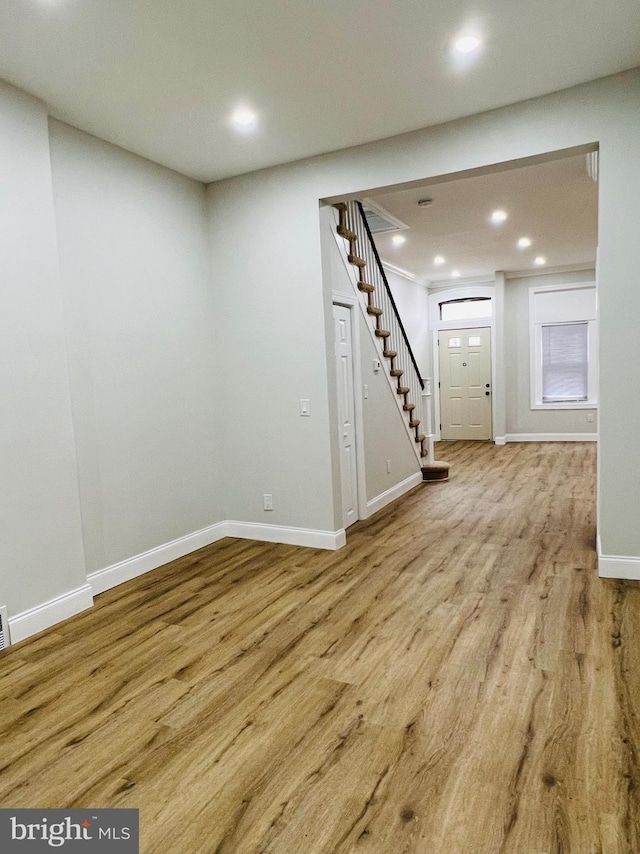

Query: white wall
left=384, top=268, right=431, bottom=378
left=0, top=83, right=87, bottom=618
left=206, top=69, right=640, bottom=562
left=207, top=173, right=337, bottom=532
left=357, top=314, right=420, bottom=501
left=504, top=270, right=597, bottom=435
left=49, top=122, right=222, bottom=573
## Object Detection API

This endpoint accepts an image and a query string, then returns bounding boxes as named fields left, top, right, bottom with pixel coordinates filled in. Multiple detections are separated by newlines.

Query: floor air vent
left=0, top=606, right=10, bottom=650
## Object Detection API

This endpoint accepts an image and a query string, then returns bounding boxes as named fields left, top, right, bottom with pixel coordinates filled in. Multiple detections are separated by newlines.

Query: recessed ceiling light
left=491, top=209, right=508, bottom=224
left=230, top=108, right=258, bottom=130
left=451, top=270, right=461, bottom=278
left=534, top=256, right=547, bottom=266
left=454, top=35, right=481, bottom=54
left=391, top=234, right=406, bottom=245
left=518, top=237, right=532, bottom=248
left=433, top=255, right=445, bottom=265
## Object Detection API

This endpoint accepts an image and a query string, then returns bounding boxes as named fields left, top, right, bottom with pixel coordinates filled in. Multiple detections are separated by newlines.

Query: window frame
left=439, top=296, right=493, bottom=322
left=529, top=282, right=597, bottom=411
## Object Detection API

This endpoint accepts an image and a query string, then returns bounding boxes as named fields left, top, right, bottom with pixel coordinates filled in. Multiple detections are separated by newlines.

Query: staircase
left=333, top=201, right=446, bottom=476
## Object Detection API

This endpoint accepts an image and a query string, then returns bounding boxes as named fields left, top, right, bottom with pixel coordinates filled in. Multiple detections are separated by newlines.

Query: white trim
left=332, top=295, right=368, bottom=527
left=380, top=260, right=427, bottom=286
left=88, top=521, right=229, bottom=595
left=429, top=274, right=496, bottom=288
left=530, top=401, right=597, bottom=411
left=9, top=584, right=94, bottom=644
left=225, top=521, right=346, bottom=550
left=505, top=263, right=594, bottom=281
left=428, top=285, right=497, bottom=441
left=89, top=518, right=346, bottom=597
left=501, top=433, right=597, bottom=442
left=9, top=521, right=347, bottom=644
left=529, top=281, right=597, bottom=410
left=366, top=472, right=423, bottom=517
left=598, top=541, right=640, bottom=580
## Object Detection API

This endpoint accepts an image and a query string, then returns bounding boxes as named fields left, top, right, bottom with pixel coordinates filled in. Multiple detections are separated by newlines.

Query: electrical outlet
left=263, top=494, right=273, bottom=511
left=386, top=459, right=391, bottom=474
left=587, top=412, right=595, bottom=423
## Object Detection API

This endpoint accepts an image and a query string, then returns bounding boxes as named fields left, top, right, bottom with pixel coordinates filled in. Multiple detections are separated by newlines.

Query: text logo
left=0, top=809, right=138, bottom=852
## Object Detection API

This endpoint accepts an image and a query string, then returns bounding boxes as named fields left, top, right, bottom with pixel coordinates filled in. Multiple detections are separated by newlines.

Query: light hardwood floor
left=1, top=441, right=639, bottom=853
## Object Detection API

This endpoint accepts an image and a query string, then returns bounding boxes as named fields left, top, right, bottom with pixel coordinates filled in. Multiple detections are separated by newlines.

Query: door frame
left=332, top=296, right=367, bottom=526
left=429, top=286, right=498, bottom=441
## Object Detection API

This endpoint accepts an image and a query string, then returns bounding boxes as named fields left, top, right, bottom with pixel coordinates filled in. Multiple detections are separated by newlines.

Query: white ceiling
left=368, top=153, right=598, bottom=283
left=1, top=1, right=640, bottom=182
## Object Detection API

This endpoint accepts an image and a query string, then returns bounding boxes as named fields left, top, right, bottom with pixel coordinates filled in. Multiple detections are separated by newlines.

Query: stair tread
left=403, top=403, right=415, bottom=411
left=422, top=461, right=451, bottom=472
left=348, top=254, right=366, bottom=268
left=415, top=433, right=426, bottom=442
left=422, top=460, right=450, bottom=482
left=358, top=282, right=375, bottom=293
left=383, top=350, right=397, bottom=358
left=337, top=225, right=357, bottom=240
left=409, top=419, right=420, bottom=427
left=396, top=386, right=410, bottom=394
left=375, top=329, right=391, bottom=338
left=390, top=368, right=403, bottom=377
left=333, top=202, right=347, bottom=212
left=367, top=306, right=383, bottom=317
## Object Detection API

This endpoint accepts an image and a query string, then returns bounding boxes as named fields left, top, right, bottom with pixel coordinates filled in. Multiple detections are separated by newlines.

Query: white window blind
left=542, top=322, right=588, bottom=402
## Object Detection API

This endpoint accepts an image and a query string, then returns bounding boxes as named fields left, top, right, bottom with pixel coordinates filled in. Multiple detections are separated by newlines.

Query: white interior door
left=439, top=327, right=492, bottom=440
left=333, top=304, right=358, bottom=528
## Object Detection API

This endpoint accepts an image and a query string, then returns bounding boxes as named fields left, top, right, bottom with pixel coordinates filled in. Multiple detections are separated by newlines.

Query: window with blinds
left=541, top=322, right=588, bottom=402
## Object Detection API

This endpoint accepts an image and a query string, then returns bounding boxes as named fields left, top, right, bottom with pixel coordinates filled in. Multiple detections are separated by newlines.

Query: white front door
left=333, top=304, right=359, bottom=528
left=439, top=327, right=492, bottom=440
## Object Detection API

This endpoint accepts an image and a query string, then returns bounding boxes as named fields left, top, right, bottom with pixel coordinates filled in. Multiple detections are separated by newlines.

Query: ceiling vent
left=0, top=605, right=10, bottom=651
left=361, top=198, right=409, bottom=234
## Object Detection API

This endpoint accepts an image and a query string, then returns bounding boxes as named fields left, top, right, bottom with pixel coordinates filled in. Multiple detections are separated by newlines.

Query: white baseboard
left=12, top=520, right=346, bottom=645
left=366, top=471, right=423, bottom=517
left=89, top=518, right=346, bottom=597
left=500, top=433, right=597, bottom=443
left=597, top=535, right=640, bottom=580
left=88, top=521, right=229, bottom=595
left=9, top=584, right=94, bottom=645
left=226, top=521, right=346, bottom=550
